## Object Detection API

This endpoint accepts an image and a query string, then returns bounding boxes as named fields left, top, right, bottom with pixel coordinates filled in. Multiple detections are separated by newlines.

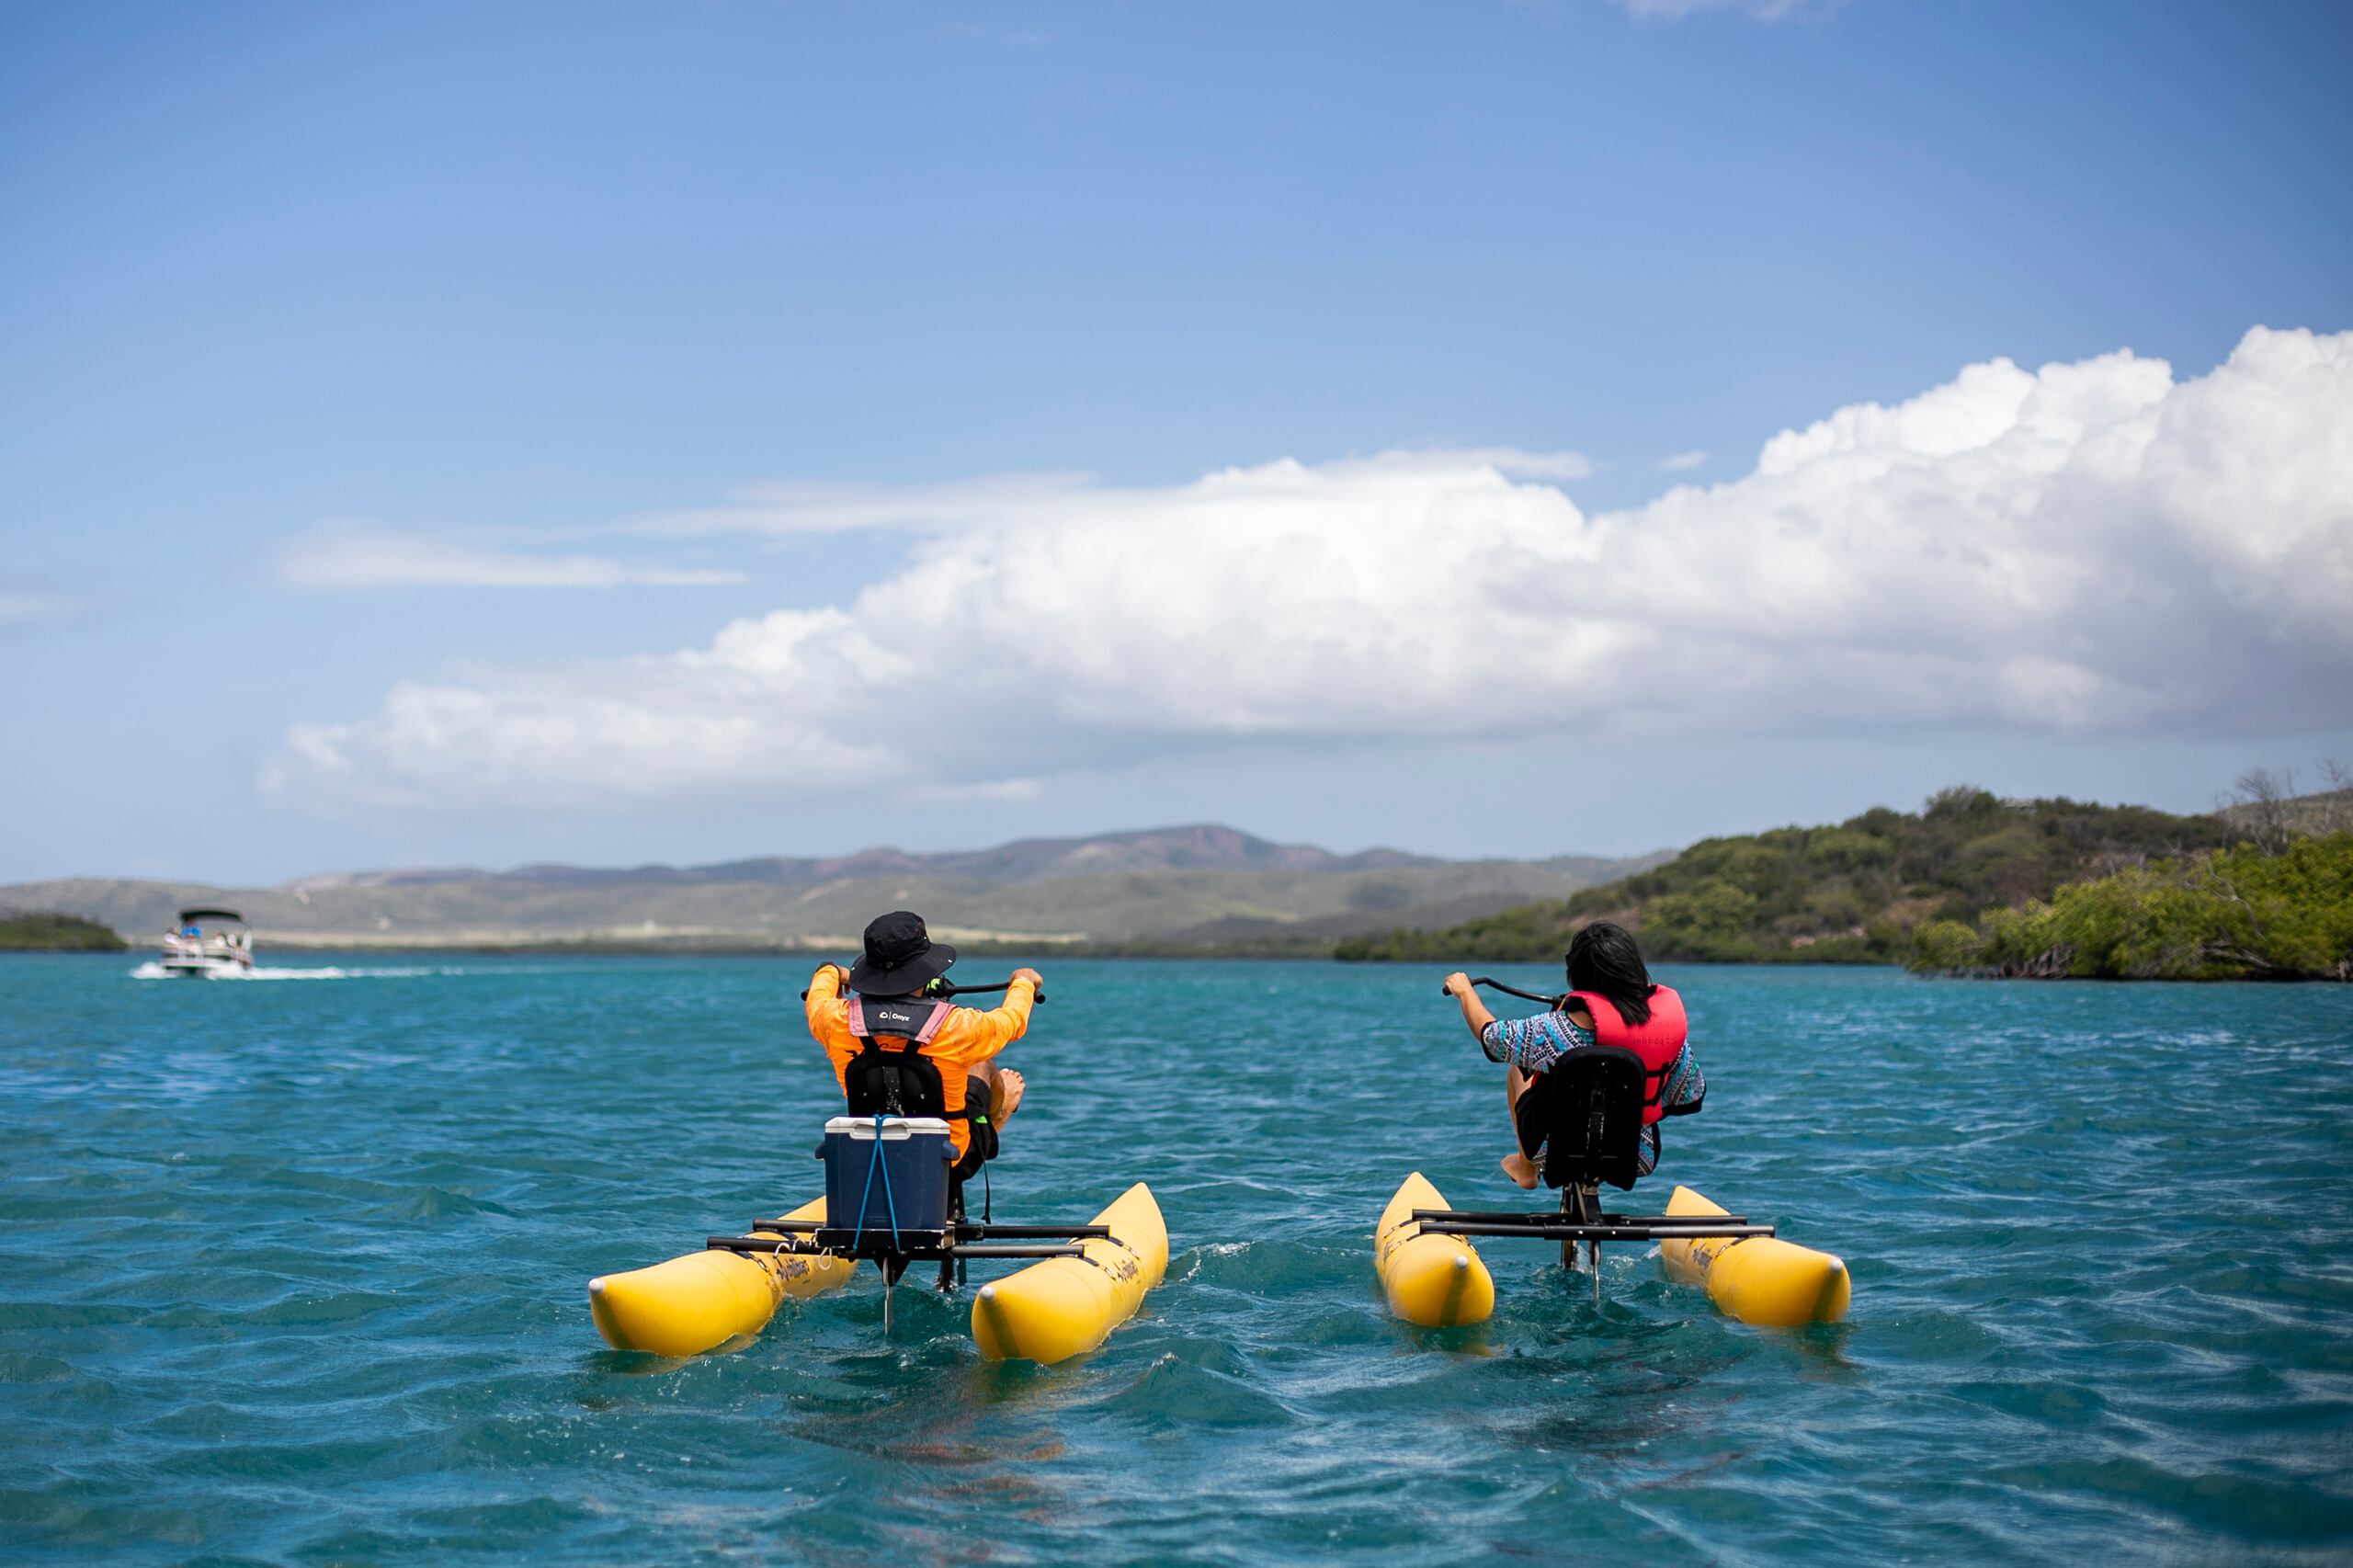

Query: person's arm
left=1442, top=971, right=1496, bottom=1048
left=1442, top=973, right=1544, bottom=1067
left=804, top=963, right=855, bottom=1090
left=1473, top=1003, right=1597, bottom=1073
left=931, top=967, right=1041, bottom=1065
left=1660, top=1042, right=1707, bottom=1114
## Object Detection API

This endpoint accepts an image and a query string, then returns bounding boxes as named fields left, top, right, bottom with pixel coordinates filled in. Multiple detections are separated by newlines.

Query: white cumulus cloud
left=277, top=523, right=746, bottom=590
left=264, top=327, right=2353, bottom=813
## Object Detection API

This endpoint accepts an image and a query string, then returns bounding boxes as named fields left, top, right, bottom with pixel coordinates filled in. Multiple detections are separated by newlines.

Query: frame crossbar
left=1415, top=1219, right=1778, bottom=1243
left=1410, top=1208, right=1752, bottom=1228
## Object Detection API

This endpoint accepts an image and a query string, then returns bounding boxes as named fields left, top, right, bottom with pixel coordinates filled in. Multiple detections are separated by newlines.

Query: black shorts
left=951, top=1117, right=998, bottom=1181
left=1512, top=1073, right=1554, bottom=1160
left=1514, top=1073, right=1663, bottom=1172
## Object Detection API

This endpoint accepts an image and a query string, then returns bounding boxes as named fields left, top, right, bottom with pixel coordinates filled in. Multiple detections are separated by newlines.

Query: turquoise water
left=3, top=955, right=2349, bottom=1564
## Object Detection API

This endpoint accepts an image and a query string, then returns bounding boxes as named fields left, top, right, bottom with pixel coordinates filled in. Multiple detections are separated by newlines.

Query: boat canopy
left=176, top=906, right=245, bottom=925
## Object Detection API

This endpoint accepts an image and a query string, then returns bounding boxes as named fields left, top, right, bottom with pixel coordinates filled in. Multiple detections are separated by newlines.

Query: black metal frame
left=1410, top=1183, right=1775, bottom=1301
left=705, top=1214, right=1108, bottom=1267
left=704, top=1192, right=1112, bottom=1328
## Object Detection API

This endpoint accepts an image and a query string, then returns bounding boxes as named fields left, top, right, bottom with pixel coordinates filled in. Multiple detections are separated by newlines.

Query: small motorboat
left=158, top=907, right=254, bottom=978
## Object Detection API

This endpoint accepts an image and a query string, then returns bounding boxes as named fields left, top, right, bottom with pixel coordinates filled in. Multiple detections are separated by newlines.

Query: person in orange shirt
left=804, top=910, right=1035, bottom=1182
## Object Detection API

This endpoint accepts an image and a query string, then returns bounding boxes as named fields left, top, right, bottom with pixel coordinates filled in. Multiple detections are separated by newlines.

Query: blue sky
left=4, top=0, right=2349, bottom=884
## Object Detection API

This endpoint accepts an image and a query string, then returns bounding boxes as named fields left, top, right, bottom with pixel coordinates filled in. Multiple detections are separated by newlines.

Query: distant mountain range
left=4, top=824, right=1668, bottom=954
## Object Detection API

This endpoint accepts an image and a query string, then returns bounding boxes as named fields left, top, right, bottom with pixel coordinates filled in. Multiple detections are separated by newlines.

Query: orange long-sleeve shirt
left=803, top=965, right=1034, bottom=1158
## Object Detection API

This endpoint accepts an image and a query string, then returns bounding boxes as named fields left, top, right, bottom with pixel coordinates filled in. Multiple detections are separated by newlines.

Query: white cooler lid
left=824, top=1115, right=951, bottom=1141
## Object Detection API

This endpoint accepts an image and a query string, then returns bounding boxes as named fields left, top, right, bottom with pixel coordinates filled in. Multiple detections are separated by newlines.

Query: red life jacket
left=1568, top=984, right=1688, bottom=1126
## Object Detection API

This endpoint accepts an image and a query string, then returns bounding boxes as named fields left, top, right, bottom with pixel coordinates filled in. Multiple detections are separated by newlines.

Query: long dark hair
left=1564, top=920, right=1654, bottom=1027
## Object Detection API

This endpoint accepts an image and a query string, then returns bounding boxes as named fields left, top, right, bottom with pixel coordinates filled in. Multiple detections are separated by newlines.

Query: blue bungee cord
left=854, top=1112, right=901, bottom=1252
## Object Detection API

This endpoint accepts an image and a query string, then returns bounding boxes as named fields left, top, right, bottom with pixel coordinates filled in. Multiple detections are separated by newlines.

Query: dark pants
left=951, top=1117, right=997, bottom=1182
left=1513, top=1072, right=1664, bottom=1177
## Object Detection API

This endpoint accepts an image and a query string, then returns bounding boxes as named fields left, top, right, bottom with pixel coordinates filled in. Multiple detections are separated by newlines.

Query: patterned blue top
left=1480, top=1008, right=1706, bottom=1112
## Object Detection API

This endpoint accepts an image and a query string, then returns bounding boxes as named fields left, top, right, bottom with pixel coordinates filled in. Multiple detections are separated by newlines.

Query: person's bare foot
left=1500, top=1151, right=1540, bottom=1189
left=992, top=1068, right=1025, bottom=1123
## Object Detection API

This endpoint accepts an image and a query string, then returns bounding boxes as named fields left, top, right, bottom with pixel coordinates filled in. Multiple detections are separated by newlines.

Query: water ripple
left=2, top=954, right=2348, bottom=1563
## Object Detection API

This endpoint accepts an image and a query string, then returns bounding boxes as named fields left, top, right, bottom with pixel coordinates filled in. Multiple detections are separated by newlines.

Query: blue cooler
left=816, top=1116, right=955, bottom=1252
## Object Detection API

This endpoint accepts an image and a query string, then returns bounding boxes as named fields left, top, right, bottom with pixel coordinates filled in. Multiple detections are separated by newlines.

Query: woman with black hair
left=1442, top=920, right=1705, bottom=1189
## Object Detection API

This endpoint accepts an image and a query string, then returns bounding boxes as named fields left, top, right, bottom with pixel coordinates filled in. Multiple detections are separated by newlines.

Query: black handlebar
left=800, top=974, right=1046, bottom=1005
left=1439, top=975, right=1564, bottom=1006
left=935, top=978, right=1046, bottom=1005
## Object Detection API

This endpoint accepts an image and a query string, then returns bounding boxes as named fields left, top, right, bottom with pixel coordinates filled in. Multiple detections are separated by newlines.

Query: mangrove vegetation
left=1336, top=788, right=2232, bottom=965
left=0, top=911, right=129, bottom=951
left=1909, top=833, right=2353, bottom=982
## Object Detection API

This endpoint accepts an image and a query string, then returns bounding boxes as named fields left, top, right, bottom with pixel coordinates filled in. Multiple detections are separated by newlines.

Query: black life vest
left=841, top=995, right=977, bottom=1126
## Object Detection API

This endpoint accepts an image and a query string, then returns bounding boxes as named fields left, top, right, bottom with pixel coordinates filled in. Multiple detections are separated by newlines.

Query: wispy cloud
left=266, top=327, right=2353, bottom=813
left=938, top=21, right=1056, bottom=47
left=902, top=777, right=1048, bottom=806
left=1657, top=449, right=1709, bottom=472
left=613, top=449, right=1591, bottom=543
left=0, top=585, right=85, bottom=631
left=1612, top=0, right=1828, bottom=20
left=615, top=472, right=1098, bottom=540
left=276, top=524, right=746, bottom=591
left=1449, top=448, right=1594, bottom=481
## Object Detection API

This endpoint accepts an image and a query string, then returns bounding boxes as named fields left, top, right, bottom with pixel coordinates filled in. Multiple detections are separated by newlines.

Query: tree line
left=1338, top=769, right=2353, bottom=982
left=0, top=912, right=129, bottom=951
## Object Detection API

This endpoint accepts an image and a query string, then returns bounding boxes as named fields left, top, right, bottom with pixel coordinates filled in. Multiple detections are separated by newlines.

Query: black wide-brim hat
left=847, top=909, right=956, bottom=995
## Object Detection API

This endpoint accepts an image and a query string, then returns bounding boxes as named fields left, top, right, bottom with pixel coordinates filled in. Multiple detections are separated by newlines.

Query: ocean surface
left=2, top=954, right=2348, bottom=1565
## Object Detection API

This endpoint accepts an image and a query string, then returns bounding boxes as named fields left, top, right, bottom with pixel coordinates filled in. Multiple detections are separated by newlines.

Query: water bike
left=590, top=978, right=1167, bottom=1365
left=1376, top=976, right=1849, bottom=1330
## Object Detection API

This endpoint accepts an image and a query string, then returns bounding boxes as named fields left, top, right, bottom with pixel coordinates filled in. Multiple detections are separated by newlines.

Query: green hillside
left=0, top=911, right=128, bottom=951
left=1334, top=788, right=2231, bottom=965
left=1911, top=832, right=2353, bottom=981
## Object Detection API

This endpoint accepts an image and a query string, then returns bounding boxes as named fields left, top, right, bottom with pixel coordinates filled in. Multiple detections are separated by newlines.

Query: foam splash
left=130, top=963, right=456, bottom=982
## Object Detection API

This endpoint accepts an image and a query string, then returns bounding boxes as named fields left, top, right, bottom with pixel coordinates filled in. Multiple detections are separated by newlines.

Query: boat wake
left=129, top=962, right=451, bottom=982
